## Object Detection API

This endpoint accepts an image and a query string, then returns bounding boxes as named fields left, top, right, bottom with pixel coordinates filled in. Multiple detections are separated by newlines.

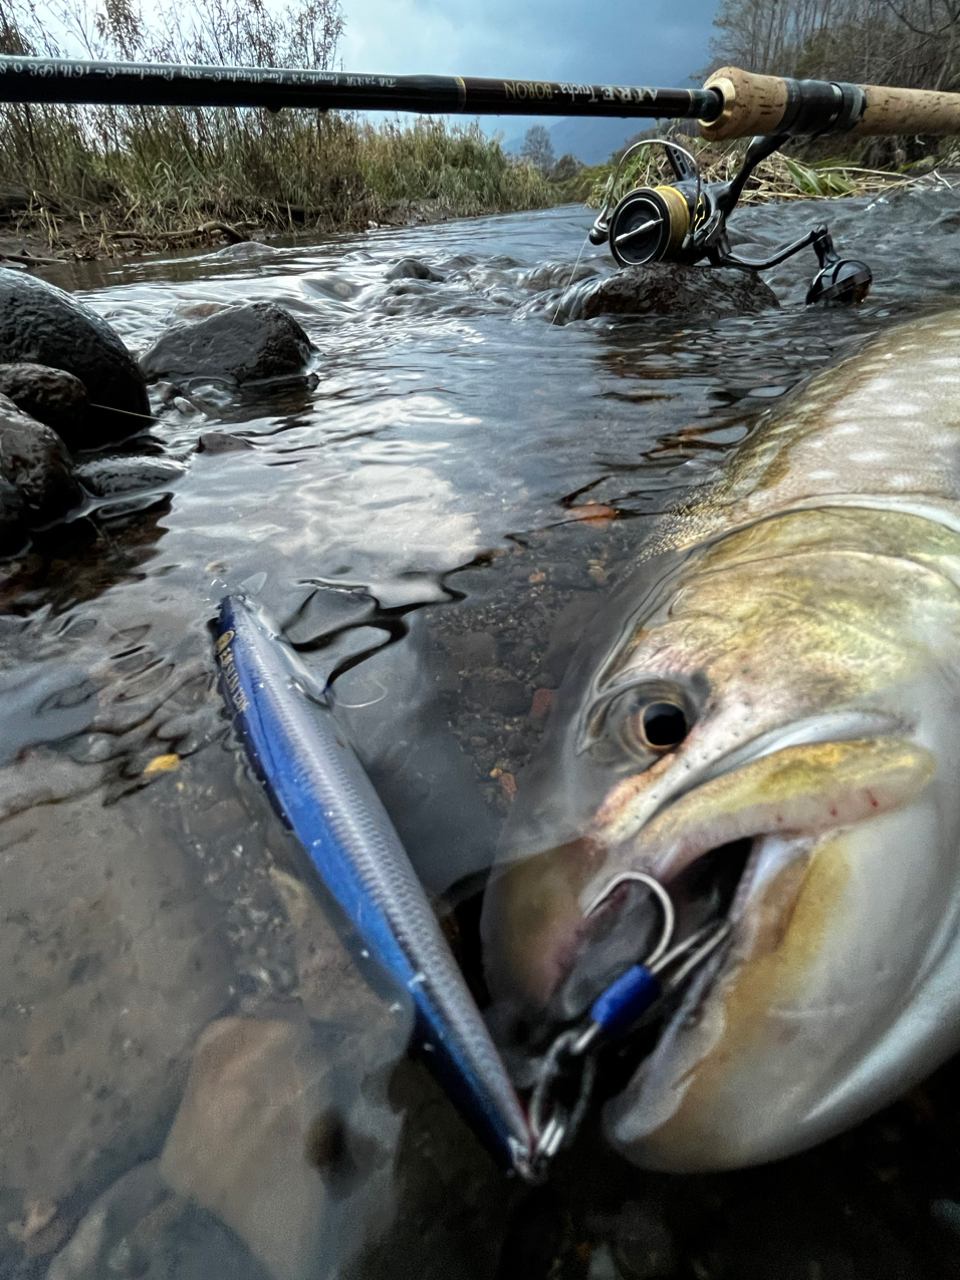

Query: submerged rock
left=159, top=1013, right=403, bottom=1280
left=44, top=1161, right=268, bottom=1280
left=140, top=303, right=314, bottom=388
left=74, top=454, right=188, bottom=499
left=0, top=783, right=232, bottom=1207
left=557, top=262, right=779, bottom=321
left=385, top=257, right=444, bottom=283
left=0, top=363, right=89, bottom=450
left=0, top=268, right=150, bottom=446
left=0, top=393, right=81, bottom=527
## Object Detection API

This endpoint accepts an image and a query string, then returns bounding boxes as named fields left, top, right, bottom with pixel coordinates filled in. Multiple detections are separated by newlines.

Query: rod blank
left=0, top=54, right=723, bottom=120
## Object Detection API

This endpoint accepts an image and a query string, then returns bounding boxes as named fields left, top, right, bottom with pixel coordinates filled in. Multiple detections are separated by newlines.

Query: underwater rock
left=140, top=303, right=314, bottom=389
left=44, top=1160, right=269, bottom=1280
left=0, top=268, right=150, bottom=445
left=559, top=262, right=779, bottom=321
left=74, top=454, right=188, bottom=499
left=385, top=257, right=444, bottom=283
left=0, top=784, right=232, bottom=1206
left=195, top=431, right=253, bottom=455
left=0, top=393, right=81, bottom=527
left=159, top=1013, right=403, bottom=1280
left=0, top=363, right=89, bottom=450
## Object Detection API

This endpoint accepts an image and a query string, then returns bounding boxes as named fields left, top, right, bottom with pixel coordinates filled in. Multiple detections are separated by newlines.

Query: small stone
left=7, top=1195, right=57, bottom=1243
left=530, top=688, right=555, bottom=720
left=196, top=431, right=253, bottom=454
left=385, top=257, right=444, bottom=283
left=528, top=571, right=547, bottom=583
left=499, top=772, right=517, bottom=800
left=0, top=363, right=89, bottom=450
left=0, top=393, right=80, bottom=526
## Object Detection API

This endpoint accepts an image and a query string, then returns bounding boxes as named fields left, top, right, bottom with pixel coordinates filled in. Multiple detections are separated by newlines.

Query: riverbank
left=3, top=125, right=953, bottom=267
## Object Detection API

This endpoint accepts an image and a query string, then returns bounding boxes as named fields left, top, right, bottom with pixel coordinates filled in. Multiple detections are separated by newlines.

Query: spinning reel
left=589, top=134, right=872, bottom=305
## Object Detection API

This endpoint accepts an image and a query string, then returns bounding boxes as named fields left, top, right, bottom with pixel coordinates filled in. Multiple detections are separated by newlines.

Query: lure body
left=214, top=595, right=533, bottom=1175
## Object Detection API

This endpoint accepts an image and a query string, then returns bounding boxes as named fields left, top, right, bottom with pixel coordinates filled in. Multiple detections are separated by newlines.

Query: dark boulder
left=0, top=393, right=81, bottom=527
left=0, top=268, right=150, bottom=446
left=0, top=362, right=89, bottom=450
left=386, top=257, right=444, bottom=283
left=140, top=302, right=314, bottom=388
left=558, top=262, right=779, bottom=322
left=0, top=474, right=25, bottom=552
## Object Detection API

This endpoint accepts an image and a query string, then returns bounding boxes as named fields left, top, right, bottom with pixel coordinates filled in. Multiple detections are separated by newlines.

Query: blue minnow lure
left=213, top=595, right=535, bottom=1178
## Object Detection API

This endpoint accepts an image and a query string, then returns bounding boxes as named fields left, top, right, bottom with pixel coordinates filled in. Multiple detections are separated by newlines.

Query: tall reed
left=0, top=0, right=557, bottom=245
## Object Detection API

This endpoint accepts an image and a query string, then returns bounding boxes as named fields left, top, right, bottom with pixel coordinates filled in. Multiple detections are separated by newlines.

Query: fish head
left=481, top=508, right=960, bottom=1170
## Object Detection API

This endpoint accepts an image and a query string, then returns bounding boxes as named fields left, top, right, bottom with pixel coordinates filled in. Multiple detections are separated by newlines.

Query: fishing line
left=548, top=225, right=593, bottom=328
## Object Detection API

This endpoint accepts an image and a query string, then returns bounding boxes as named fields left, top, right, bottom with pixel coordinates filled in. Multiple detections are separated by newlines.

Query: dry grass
left=585, top=136, right=946, bottom=212
left=0, top=0, right=557, bottom=254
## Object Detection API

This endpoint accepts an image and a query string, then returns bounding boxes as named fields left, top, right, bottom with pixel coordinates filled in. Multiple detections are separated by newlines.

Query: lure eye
left=635, top=700, right=689, bottom=751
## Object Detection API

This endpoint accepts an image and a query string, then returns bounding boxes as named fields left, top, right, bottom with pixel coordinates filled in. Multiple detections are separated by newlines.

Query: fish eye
left=583, top=683, right=694, bottom=764
left=635, top=700, right=689, bottom=751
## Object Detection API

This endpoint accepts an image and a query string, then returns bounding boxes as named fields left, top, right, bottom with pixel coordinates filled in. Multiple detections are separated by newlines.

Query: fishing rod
left=5, top=54, right=959, bottom=300
left=3, top=54, right=960, bottom=138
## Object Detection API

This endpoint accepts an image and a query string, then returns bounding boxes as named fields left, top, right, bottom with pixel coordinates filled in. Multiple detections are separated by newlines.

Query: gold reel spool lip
left=653, top=184, right=692, bottom=254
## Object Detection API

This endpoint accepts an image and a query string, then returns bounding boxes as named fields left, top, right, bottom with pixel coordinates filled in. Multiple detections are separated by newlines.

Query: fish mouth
left=484, top=734, right=936, bottom=1099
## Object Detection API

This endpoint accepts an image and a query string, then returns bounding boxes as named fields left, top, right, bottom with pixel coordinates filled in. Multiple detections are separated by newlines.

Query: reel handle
left=700, top=65, right=960, bottom=140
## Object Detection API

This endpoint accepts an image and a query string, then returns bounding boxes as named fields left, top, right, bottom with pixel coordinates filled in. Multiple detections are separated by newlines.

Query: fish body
left=214, top=596, right=533, bottom=1175
left=482, top=308, right=960, bottom=1170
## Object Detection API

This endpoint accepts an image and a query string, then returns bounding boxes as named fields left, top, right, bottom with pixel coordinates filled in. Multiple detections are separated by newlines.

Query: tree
left=520, top=125, right=555, bottom=174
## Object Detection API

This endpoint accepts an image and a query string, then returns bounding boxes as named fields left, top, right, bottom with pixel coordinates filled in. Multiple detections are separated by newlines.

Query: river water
left=5, top=184, right=960, bottom=1280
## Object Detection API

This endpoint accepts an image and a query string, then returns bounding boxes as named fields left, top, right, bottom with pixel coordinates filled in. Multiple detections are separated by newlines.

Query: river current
left=5, top=186, right=960, bottom=1279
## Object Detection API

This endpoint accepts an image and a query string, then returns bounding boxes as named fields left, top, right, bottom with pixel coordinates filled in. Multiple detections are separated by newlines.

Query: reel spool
left=588, top=135, right=872, bottom=305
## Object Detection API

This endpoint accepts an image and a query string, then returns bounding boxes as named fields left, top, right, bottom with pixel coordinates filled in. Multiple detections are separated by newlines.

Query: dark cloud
left=342, top=0, right=720, bottom=93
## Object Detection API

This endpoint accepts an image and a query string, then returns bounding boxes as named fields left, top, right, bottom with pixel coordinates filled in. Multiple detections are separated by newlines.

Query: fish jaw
left=605, top=787, right=953, bottom=1169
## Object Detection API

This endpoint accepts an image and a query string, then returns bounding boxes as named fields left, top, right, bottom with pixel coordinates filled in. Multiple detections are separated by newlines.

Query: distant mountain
left=503, top=116, right=644, bottom=166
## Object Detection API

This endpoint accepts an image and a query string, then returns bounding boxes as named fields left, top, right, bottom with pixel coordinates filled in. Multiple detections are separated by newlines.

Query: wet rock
left=0, top=393, right=81, bottom=526
left=159, top=1013, right=403, bottom=1280
left=0, top=268, right=150, bottom=445
left=0, top=783, right=231, bottom=1206
left=196, top=431, right=253, bottom=454
left=0, top=472, right=26, bottom=549
left=521, top=261, right=598, bottom=290
left=0, top=362, right=89, bottom=449
left=74, top=454, right=188, bottom=499
left=140, top=303, right=314, bottom=389
left=559, top=262, right=779, bottom=321
left=45, top=1161, right=268, bottom=1280
left=386, top=257, right=444, bottom=283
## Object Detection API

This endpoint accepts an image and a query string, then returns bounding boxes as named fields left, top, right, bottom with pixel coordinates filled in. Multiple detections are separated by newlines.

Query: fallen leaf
left=570, top=502, right=617, bottom=524
left=499, top=772, right=517, bottom=800
left=528, top=571, right=546, bottom=584
left=143, top=753, right=181, bottom=776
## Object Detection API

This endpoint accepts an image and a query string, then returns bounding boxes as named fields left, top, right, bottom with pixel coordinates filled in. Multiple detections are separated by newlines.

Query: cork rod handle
left=700, top=65, right=960, bottom=139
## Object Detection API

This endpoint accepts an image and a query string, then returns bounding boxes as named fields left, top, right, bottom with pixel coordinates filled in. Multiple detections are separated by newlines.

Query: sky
left=339, top=0, right=721, bottom=147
